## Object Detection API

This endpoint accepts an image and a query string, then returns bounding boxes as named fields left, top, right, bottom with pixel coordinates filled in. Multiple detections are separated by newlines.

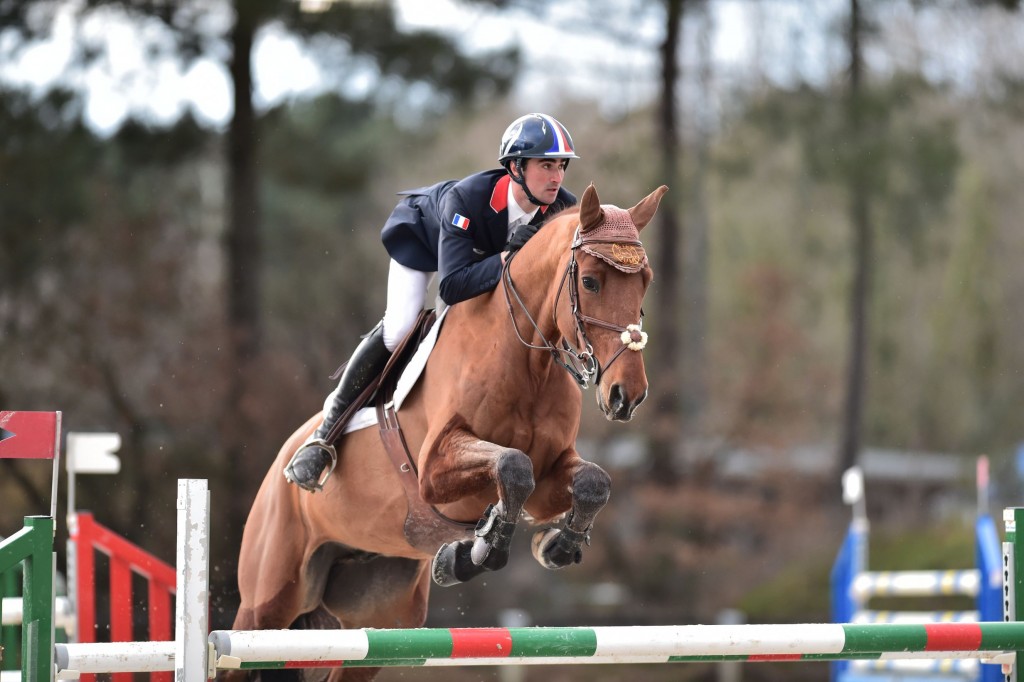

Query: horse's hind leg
left=530, top=455, right=611, bottom=569
left=423, top=424, right=535, bottom=586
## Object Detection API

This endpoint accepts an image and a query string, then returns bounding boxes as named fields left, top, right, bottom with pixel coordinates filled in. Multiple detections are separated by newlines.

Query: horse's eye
left=582, top=276, right=600, bottom=293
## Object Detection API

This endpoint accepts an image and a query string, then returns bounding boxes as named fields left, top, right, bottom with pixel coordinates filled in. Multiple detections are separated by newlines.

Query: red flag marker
left=0, top=411, right=61, bottom=459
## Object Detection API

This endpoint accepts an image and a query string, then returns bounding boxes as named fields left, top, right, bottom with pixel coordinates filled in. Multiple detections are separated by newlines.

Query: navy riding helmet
left=498, top=113, right=580, bottom=206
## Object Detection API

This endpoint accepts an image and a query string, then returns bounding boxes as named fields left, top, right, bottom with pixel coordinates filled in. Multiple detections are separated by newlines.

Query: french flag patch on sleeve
left=452, top=214, right=470, bottom=230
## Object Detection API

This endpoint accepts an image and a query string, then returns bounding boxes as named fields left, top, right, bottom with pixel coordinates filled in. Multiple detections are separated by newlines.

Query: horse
left=228, top=182, right=667, bottom=681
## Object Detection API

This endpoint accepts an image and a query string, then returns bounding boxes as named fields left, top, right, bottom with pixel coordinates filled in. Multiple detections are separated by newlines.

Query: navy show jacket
left=380, top=168, right=576, bottom=306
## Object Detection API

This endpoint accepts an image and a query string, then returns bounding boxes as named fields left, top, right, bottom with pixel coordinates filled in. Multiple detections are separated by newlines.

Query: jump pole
left=209, top=623, right=1024, bottom=669
left=51, top=487, right=1024, bottom=678
left=53, top=622, right=1024, bottom=673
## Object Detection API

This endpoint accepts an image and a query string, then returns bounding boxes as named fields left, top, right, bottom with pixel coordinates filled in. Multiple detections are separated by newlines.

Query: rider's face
left=521, top=158, right=567, bottom=205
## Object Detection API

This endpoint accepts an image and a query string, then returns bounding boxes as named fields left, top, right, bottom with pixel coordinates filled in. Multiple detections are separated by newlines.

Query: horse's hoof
left=432, top=543, right=460, bottom=586
left=531, top=528, right=583, bottom=570
left=432, top=542, right=485, bottom=587
left=531, top=528, right=562, bottom=569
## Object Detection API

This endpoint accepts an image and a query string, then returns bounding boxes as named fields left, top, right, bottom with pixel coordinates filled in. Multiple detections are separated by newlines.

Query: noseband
left=502, top=225, right=648, bottom=389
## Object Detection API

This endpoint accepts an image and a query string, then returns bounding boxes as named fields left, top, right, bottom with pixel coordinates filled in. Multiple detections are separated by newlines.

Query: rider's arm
left=437, top=185, right=504, bottom=306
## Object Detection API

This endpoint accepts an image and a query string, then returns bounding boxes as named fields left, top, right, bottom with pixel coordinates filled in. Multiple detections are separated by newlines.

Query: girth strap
left=376, top=394, right=475, bottom=540
left=373, top=311, right=476, bottom=547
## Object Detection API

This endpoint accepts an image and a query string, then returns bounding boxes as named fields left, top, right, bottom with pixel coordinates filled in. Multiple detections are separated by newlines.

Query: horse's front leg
left=529, top=452, right=611, bottom=570
left=422, top=422, right=535, bottom=586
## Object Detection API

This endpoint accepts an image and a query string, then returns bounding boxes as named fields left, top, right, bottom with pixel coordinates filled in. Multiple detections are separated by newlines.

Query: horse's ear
left=628, top=185, right=669, bottom=232
left=579, top=183, right=604, bottom=233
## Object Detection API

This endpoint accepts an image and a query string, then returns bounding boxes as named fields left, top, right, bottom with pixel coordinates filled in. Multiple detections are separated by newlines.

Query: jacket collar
left=489, top=173, right=550, bottom=214
left=489, top=174, right=511, bottom=212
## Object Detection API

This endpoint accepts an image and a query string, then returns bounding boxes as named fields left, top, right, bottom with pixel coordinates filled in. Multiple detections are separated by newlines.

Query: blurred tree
left=836, top=0, right=871, bottom=484
left=682, top=0, right=713, bottom=458
left=837, top=0, right=1019, bottom=483
left=0, top=87, right=97, bottom=292
left=649, top=0, right=685, bottom=485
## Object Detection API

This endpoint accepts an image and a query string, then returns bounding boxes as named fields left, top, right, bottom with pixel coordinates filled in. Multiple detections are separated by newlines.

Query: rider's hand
left=505, top=222, right=541, bottom=254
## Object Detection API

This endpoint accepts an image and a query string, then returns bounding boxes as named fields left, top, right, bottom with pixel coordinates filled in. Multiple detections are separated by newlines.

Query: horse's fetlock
left=558, top=519, right=592, bottom=547
left=471, top=502, right=516, bottom=567
left=473, top=534, right=510, bottom=571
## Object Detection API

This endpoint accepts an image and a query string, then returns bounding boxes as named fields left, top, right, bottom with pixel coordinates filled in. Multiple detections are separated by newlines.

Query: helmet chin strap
left=510, top=158, right=552, bottom=207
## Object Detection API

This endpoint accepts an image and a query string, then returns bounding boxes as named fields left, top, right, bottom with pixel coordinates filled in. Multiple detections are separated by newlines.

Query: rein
left=502, top=225, right=648, bottom=389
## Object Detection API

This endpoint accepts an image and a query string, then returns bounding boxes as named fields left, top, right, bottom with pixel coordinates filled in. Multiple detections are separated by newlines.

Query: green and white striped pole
left=48, top=500, right=1024, bottom=679
left=203, top=622, right=1024, bottom=670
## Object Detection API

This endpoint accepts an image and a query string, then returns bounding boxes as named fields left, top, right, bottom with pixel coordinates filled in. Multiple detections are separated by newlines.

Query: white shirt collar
left=506, top=181, right=539, bottom=229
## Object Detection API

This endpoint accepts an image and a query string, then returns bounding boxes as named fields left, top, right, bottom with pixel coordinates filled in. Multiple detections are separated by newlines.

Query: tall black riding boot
left=284, top=322, right=392, bottom=492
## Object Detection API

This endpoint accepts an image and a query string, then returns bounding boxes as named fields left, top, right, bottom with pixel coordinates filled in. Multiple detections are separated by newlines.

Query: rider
left=284, top=113, right=580, bottom=492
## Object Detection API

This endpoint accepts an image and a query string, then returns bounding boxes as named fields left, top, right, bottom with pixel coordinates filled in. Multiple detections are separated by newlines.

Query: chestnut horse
left=229, top=183, right=667, bottom=680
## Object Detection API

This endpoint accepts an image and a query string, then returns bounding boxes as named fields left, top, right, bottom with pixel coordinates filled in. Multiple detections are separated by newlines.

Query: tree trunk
left=682, top=0, right=711, bottom=439
left=223, top=0, right=263, bottom=536
left=227, top=3, right=261, bottom=364
left=649, top=0, right=684, bottom=484
left=837, top=0, right=871, bottom=485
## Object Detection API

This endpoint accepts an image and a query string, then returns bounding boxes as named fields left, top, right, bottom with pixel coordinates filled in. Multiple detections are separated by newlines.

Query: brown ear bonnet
left=578, top=205, right=648, bottom=273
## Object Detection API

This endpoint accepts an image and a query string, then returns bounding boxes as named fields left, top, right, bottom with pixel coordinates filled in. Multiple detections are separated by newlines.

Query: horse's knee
left=496, top=449, right=535, bottom=510
left=573, top=462, right=611, bottom=515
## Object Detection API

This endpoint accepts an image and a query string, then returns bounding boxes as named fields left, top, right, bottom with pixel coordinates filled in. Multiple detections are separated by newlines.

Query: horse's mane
left=545, top=203, right=581, bottom=225
left=531, top=204, right=581, bottom=252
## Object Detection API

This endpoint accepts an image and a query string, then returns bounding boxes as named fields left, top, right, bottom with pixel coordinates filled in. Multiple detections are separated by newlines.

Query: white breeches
left=382, top=259, right=435, bottom=352
left=317, top=260, right=433, bottom=421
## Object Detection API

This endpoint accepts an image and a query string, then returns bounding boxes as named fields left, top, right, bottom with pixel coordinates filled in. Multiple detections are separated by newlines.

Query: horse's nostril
left=609, top=384, right=625, bottom=410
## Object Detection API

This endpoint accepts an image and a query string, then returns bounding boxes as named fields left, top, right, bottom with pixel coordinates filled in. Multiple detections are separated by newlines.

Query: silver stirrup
left=283, top=439, right=338, bottom=492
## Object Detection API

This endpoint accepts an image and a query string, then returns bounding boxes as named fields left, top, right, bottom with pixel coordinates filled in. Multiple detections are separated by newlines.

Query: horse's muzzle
left=599, top=383, right=647, bottom=422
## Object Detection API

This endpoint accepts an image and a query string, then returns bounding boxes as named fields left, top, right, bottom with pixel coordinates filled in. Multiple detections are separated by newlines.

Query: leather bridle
left=502, top=226, right=648, bottom=389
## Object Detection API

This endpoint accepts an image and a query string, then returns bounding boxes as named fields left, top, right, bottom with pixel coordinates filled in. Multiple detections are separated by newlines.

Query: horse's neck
left=498, top=226, right=573, bottom=355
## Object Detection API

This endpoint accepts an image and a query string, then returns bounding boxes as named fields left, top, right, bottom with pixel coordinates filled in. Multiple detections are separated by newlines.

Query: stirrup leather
left=283, top=439, right=338, bottom=492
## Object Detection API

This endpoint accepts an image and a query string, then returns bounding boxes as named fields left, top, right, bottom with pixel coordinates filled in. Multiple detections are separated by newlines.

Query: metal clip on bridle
left=559, top=339, right=598, bottom=389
